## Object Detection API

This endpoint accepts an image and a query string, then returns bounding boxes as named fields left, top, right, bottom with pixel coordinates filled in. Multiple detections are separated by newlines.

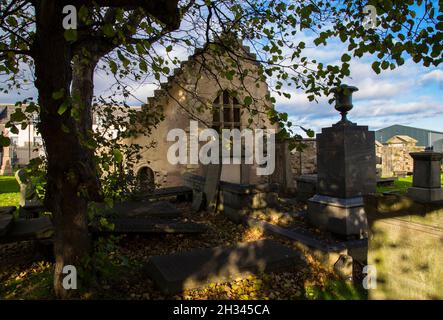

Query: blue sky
left=1, top=12, right=442, bottom=137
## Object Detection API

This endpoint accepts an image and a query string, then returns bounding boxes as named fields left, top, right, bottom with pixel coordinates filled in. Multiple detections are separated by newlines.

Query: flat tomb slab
left=0, top=214, right=14, bottom=236
left=92, top=218, right=207, bottom=234
left=2, top=217, right=53, bottom=243
left=145, top=239, right=305, bottom=294
left=112, top=201, right=181, bottom=219
left=147, top=186, right=192, bottom=200
left=0, top=206, right=16, bottom=215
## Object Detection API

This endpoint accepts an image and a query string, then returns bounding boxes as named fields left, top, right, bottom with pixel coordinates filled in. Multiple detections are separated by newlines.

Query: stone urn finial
left=332, top=84, right=358, bottom=125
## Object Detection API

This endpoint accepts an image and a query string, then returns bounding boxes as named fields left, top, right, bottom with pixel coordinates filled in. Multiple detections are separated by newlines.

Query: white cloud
left=419, top=69, right=443, bottom=84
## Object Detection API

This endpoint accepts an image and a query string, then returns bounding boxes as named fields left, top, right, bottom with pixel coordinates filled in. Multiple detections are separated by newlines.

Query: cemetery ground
left=0, top=176, right=366, bottom=300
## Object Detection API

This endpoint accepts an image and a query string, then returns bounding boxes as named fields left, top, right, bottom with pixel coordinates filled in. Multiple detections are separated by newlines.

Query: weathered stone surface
left=290, top=139, right=317, bottom=177
left=376, top=135, right=424, bottom=177
left=407, top=187, right=443, bottom=203
left=203, top=164, right=222, bottom=212
left=18, top=201, right=45, bottom=219
left=410, top=152, right=443, bottom=188
left=0, top=214, right=13, bottom=236
left=112, top=201, right=181, bottom=219
left=333, top=254, right=353, bottom=280
left=15, top=169, right=41, bottom=207
left=93, top=218, right=207, bottom=234
left=296, top=174, right=317, bottom=201
left=5, top=217, right=53, bottom=242
left=368, top=211, right=443, bottom=299
left=407, top=151, right=443, bottom=203
left=308, top=194, right=368, bottom=237
left=307, top=91, right=375, bottom=237
left=144, top=186, right=193, bottom=201
left=191, top=191, right=205, bottom=212
left=145, top=239, right=305, bottom=294
left=0, top=206, right=16, bottom=215
left=316, top=125, right=376, bottom=198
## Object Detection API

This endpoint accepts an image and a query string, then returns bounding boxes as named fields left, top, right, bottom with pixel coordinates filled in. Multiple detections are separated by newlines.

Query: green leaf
left=57, top=102, right=69, bottom=115
left=244, top=96, right=253, bottom=106
left=113, top=149, right=123, bottom=163
left=64, top=29, right=77, bottom=42
left=52, top=89, right=65, bottom=100
left=103, top=24, right=115, bottom=37
left=0, top=134, right=10, bottom=147
left=372, top=61, right=381, bottom=74
left=341, top=54, right=351, bottom=62
left=10, top=125, right=19, bottom=134
left=109, top=60, right=118, bottom=74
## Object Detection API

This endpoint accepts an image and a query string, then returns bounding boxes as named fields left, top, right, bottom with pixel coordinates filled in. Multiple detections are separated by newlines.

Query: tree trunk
left=33, top=2, right=100, bottom=298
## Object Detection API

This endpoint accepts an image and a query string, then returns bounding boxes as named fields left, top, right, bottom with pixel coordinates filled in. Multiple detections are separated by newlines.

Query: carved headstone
left=203, top=163, right=222, bottom=212
left=15, top=169, right=43, bottom=218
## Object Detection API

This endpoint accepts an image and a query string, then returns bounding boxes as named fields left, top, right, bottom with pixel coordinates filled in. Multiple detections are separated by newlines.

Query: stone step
left=92, top=218, right=207, bottom=234
left=0, top=214, right=14, bottom=236
left=144, top=239, right=305, bottom=294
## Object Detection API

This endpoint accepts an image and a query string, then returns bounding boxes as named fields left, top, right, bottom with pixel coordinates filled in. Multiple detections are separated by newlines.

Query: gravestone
left=407, top=151, right=443, bottom=203
left=0, top=143, right=13, bottom=176
left=145, top=239, right=305, bottom=294
left=191, top=191, right=205, bottom=212
left=307, top=84, right=376, bottom=237
left=203, top=163, right=222, bottom=212
left=15, top=169, right=44, bottom=218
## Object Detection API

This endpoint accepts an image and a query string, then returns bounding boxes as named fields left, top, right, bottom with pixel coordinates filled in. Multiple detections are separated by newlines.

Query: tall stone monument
left=0, top=129, right=13, bottom=176
left=407, top=151, right=443, bottom=202
left=307, top=84, right=376, bottom=238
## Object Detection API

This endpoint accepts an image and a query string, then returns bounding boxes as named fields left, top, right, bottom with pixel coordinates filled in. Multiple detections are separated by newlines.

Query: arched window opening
left=212, top=90, right=241, bottom=132
left=136, top=166, right=155, bottom=193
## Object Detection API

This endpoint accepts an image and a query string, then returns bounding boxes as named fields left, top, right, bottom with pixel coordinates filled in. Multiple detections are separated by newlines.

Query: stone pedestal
left=307, top=84, right=376, bottom=237
left=407, top=151, right=443, bottom=203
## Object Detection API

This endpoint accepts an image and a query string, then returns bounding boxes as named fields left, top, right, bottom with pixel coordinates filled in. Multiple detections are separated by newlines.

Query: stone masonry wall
left=290, top=135, right=425, bottom=179
left=290, top=139, right=317, bottom=177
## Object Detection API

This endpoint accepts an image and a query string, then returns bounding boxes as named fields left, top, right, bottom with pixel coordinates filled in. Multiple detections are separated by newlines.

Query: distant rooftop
left=376, top=124, right=443, bottom=135
left=375, top=124, right=443, bottom=151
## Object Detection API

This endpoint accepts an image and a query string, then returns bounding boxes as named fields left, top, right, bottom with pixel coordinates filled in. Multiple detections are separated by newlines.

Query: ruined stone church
left=126, top=42, right=279, bottom=191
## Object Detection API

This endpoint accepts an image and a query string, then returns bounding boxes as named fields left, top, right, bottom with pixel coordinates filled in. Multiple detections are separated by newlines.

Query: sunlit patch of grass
left=0, top=192, right=20, bottom=207
left=377, top=173, right=443, bottom=194
left=0, top=175, right=20, bottom=208
left=0, top=261, right=54, bottom=299
left=0, top=175, right=19, bottom=193
left=304, top=279, right=367, bottom=300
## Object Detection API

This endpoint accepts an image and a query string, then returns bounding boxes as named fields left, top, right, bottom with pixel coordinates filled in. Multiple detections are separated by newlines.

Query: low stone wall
left=295, top=174, right=317, bottom=201
left=290, top=136, right=427, bottom=180
left=183, top=173, right=278, bottom=221
left=290, top=139, right=317, bottom=177
left=364, top=193, right=443, bottom=299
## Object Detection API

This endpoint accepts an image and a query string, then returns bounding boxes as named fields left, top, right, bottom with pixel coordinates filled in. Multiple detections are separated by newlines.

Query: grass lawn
left=0, top=175, right=20, bottom=207
left=376, top=173, right=443, bottom=194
